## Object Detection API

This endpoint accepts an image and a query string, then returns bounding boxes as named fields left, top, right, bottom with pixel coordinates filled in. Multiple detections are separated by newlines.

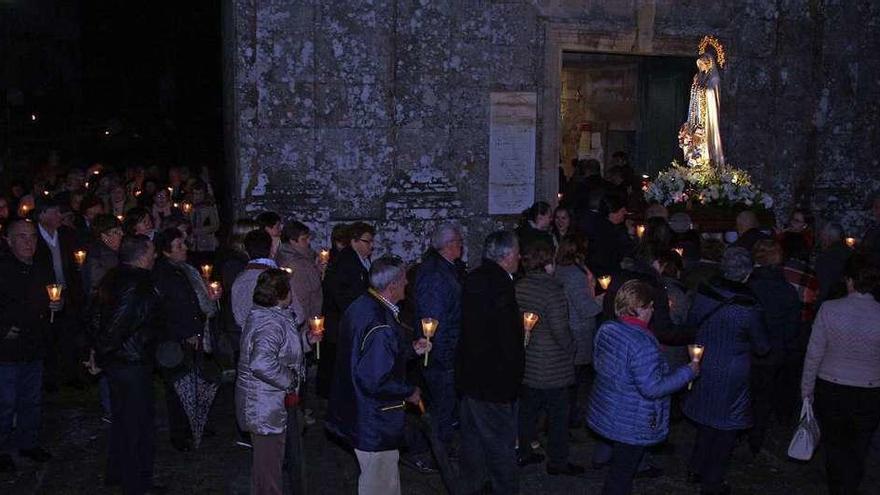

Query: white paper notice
left=488, top=92, right=536, bottom=215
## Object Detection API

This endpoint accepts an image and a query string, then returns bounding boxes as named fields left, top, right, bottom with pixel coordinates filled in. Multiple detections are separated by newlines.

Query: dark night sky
left=1, top=0, right=223, bottom=172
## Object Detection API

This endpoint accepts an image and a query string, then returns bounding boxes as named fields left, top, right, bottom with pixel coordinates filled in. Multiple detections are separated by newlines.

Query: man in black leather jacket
left=92, top=234, right=164, bottom=494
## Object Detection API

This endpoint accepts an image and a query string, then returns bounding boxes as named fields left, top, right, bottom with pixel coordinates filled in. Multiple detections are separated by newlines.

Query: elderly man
left=412, top=223, right=464, bottom=450
left=93, top=235, right=164, bottom=494
left=456, top=231, right=524, bottom=494
left=0, top=220, right=57, bottom=472
left=732, top=210, right=770, bottom=252
left=326, top=256, right=430, bottom=495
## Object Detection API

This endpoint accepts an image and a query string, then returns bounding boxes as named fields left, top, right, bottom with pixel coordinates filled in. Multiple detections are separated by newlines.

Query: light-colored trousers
left=354, top=449, right=400, bottom=495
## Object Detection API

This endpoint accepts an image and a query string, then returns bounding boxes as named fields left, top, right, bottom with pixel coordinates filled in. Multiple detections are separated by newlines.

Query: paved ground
left=2, top=376, right=878, bottom=495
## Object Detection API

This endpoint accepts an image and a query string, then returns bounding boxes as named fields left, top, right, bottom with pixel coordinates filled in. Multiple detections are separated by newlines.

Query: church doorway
left=560, top=52, right=694, bottom=180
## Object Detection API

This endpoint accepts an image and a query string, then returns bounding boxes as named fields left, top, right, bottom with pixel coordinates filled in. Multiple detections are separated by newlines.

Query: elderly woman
left=515, top=240, right=582, bottom=475
left=801, top=255, right=880, bottom=495
left=554, top=235, right=601, bottom=427
left=587, top=279, right=697, bottom=494
left=237, top=269, right=319, bottom=495
left=683, top=247, right=769, bottom=495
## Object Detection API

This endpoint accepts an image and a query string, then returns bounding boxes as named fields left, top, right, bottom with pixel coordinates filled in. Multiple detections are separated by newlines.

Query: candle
left=46, top=284, right=63, bottom=323
left=173, top=202, right=179, bottom=209
left=845, top=237, right=856, bottom=248
left=74, top=250, right=87, bottom=267
left=134, top=188, right=142, bottom=197
left=182, top=202, right=193, bottom=215
left=282, top=266, right=293, bottom=274
left=92, top=169, right=100, bottom=176
left=557, top=192, right=563, bottom=201
left=319, top=249, right=330, bottom=264
left=200, top=264, right=213, bottom=280
left=674, top=247, right=684, bottom=257
left=598, top=275, right=612, bottom=291
left=18, top=204, right=30, bottom=217
left=421, top=318, right=439, bottom=366
left=687, top=344, right=705, bottom=390
left=116, top=214, right=123, bottom=221
left=636, top=224, right=646, bottom=239
left=209, top=281, right=221, bottom=298
left=523, top=312, right=539, bottom=347
left=309, top=316, right=325, bottom=359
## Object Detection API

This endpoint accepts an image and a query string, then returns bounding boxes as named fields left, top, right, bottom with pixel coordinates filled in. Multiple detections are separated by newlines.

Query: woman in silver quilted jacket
left=236, top=269, right=320, bottom=495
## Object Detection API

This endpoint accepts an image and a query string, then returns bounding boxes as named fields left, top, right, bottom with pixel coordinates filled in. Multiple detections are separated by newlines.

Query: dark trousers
left=518, top=385, right=570, bottom=467
left=0, top=360, right=43, bottom=451
left=424, top=366, right=458, bottom=445
left=316, top=342, right=336, bottom=399
left=602, top=442, right=645, bottom=495
left=252, top=432, right=285, bottom=495
left=284, top=407, right=307, bottom=495
left=45, top=314, right=83, bottom=387
left=569, top=365, right=594, bottom=427
left=689, top=424, right=737, bottom=493
left=106, top=364, right=155, bottom=495
left=814, top=379, right=880, bottom=495
left=749, top=363, right=786, bottom=451
left=459, top=396, right=518, bottom=494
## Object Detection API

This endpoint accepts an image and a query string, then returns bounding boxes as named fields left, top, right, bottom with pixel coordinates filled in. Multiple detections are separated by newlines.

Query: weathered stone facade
left=226, top=0, right=880, bottom=262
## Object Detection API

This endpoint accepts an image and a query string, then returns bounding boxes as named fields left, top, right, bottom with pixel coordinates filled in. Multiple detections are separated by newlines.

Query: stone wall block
left=316, top=81, right=392, bottom=128
left=257, top=80, right=315, bottom=128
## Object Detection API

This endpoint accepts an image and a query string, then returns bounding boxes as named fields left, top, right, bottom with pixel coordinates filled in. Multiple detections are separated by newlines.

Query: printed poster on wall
left=488, top=92, right=536, bottom=215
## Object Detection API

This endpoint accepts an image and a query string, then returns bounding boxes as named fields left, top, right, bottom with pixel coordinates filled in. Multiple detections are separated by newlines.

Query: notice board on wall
left=488, top=92, right=536, bottom=215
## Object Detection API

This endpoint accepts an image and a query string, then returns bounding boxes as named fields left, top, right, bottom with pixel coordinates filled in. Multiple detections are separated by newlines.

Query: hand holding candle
left=421, top=318, right=438, bottom=366
left=46, top=284, right=63, bottom=323
left=523, top=312, right=539, bottom=347
left=308, top=316, right=325, bottom=359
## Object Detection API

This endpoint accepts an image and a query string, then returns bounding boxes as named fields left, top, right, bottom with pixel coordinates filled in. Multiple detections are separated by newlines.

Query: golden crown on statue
left=698, top=35, right=726, bottom=69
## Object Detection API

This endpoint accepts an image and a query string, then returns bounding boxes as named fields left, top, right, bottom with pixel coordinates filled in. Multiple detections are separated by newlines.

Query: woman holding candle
left=800, top=255, right=880, bottom=495
left=554, top=236, right=602, bottom=427
left=514, top=240, right=583, bottom=475
left=237, top=269, right=318, bottom=495
left=587, top=279, right=698, bottom=494
left=153, top=227, right=221, bottom=451
left=188, top=180, right=220, bottom=255
left=682, top=247, right=769, bottom=495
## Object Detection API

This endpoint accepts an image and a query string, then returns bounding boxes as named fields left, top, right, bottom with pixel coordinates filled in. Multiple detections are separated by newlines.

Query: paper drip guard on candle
left=523, top=312, right=539, bottom=347
left=46, top=284, right=63, bottom=323
left=636, top=224, right=646, bottom=238
left=845, top=237, right=856, bottom=248
left=309, top=316, right=325, bottom=359
left=200, top=264, right=213, bottom=280
left=421, top=318, right=438, bottom=366
left=74, top=250, right=87, bottom=267
left=319, top=249, right=330, bottom=264
left=598, top=275, right=612, bottom=291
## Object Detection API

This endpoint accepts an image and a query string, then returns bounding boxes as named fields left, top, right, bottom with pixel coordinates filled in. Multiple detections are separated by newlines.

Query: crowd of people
left=1, top=158, right=879, bottom=495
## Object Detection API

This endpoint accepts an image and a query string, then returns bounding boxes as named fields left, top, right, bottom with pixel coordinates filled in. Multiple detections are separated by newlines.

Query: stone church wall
left=227, top=0, right=880, bottom=262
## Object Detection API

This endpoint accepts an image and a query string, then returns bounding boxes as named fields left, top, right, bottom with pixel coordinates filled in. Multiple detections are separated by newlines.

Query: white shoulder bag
left=787, top=398, right=821, bottom=461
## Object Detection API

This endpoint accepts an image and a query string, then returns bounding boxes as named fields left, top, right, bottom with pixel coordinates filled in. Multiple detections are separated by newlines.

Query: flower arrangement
left=644, top=161, right=773, bottom=210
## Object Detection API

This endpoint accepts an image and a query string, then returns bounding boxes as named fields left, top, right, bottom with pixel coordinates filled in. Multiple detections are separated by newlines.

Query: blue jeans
left=459, top=396, right=518, bottom=494
left=423, top=367, right=458, bottom=445
left=0, top=360, right=43, bottom=452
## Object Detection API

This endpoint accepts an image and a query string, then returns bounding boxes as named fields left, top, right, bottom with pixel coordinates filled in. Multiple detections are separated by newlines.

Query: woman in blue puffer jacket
left=587, top=279, right=698, bottom=494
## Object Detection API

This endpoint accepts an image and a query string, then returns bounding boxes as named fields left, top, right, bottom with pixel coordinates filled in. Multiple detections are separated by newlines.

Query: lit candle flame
left=319, top=249, right=330, bottom=264
left=209, top=281, right=221, bottom=296
left=309, top=316, right=325, bottom=360
left=46, top=284, right=63, bottom=302
left=282, top=266, right=293, bottom=274
left=182, top=202, right=192, bottom=214
left=420, top=318, right=438, bottom=339
left=523, top=312, right=539, bottom=332
left=674, top=247, right=684, bottom=257
left=200, top=264, right=213, bottom=280
left=74, top=250, right=87, bottom=267
left=598, top=275, right=612, bottom=291
left=688, top=344, right=705, bottom=362
left=636, top=224, right=646, bottom=238
left=845, top=237, right=856, bottom=248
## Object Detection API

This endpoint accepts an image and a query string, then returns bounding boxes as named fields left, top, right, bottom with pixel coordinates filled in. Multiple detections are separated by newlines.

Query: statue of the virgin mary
left=679, top=36, right=726, bottom=168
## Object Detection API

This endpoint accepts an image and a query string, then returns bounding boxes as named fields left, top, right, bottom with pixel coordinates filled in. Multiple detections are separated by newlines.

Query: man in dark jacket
left=413, top=223, right=464, bottom=449
left=92, top=235, right=163, bottom=494
left=585, top=194, right=635, bottom=276
left=456, top=230, right=524, bottom=494
left=33, top=199, right=86, bottom=389
left=814, top=223, right=852, bottom=307
left=0, top=220, right=56, bottom=472
left=318, top=221, right=374, bottom=398
left=326, top=256, right=429, bottom=495
left=731, top=210, right=770, bottom=252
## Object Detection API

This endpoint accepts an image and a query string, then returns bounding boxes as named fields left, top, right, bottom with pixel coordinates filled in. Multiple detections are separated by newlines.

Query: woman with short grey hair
left=682, top=246, right=770, bottom=494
